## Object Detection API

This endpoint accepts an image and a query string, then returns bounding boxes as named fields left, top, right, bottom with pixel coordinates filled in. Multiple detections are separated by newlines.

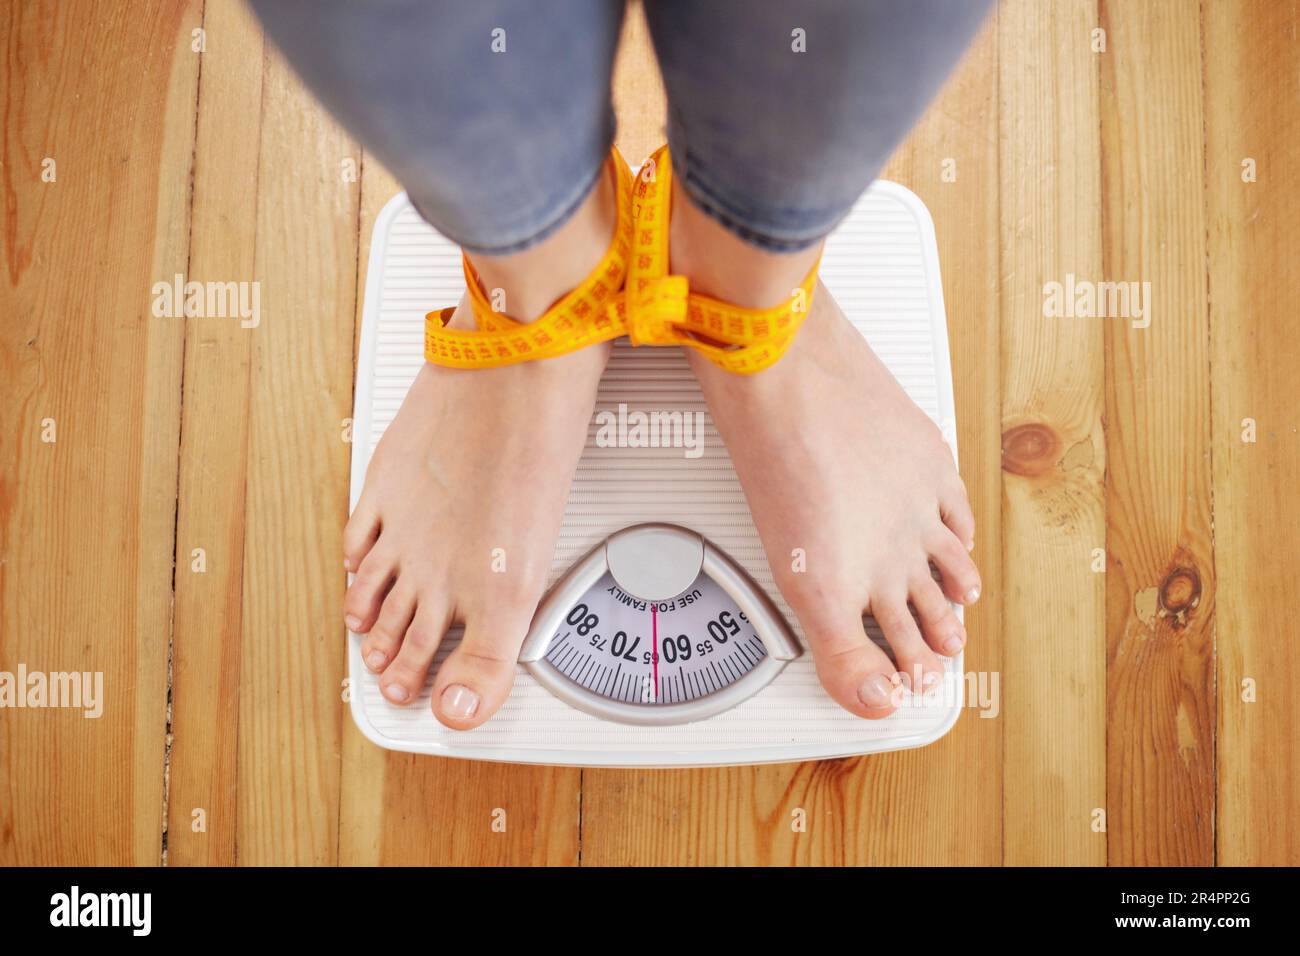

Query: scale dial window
left=543, top=572, right=768, bottom=707
left=519, top=524, right=800, bottom=726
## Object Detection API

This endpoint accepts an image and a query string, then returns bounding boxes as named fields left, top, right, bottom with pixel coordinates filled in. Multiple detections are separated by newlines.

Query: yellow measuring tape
left=424, top=145, right=817, bottom=374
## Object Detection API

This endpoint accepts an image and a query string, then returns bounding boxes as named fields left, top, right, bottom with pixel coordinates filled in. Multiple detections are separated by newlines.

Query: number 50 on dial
left=519, top=524, right=801, bottom=725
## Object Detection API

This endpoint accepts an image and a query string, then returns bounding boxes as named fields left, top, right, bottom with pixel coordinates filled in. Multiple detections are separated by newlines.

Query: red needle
left=651, top=603, right=659, bottom=702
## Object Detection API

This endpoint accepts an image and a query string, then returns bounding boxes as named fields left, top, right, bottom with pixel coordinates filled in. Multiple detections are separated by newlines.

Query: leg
left=250, top=0, right=627, bottom=727
left=253, top=0, right=623, bottom=256
left=644, top=0, right=990, bottom=717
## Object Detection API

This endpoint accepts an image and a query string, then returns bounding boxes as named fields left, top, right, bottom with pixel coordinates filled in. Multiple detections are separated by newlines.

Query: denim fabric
left=646, top=0, right=993, bottom=251
left=251, top=0, right=991, bottom=254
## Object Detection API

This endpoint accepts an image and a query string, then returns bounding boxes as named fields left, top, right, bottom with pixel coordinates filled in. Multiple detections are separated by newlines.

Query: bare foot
left=344, top=168, right=616, bottom=729
left=673, top=187, right=980, bottom=719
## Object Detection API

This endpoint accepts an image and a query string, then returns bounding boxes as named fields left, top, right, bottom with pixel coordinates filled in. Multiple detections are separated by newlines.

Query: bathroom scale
left=348, top=167, right=963, bottom=767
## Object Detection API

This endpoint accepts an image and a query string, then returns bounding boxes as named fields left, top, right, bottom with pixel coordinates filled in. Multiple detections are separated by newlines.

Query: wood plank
left=166, top=0, right=265, bottom=867
left=580, top=11, right=1002, bottom=866
left=231, top=37, right=359, bottom=866
left=579, top=764, right=816, bottom=866
left=0, top=0, right=200, bottom=866
left=335, top=152, right=399, bottom=867
left=1097, top=0, right=1215, bottom=866
left=611, top=0, right=667, bottom=165
left=366, top=753, right=581, bottom=866
left=1203, top=0, right=1300, bottom=866
left=998, top=0, right=1108, bottom=865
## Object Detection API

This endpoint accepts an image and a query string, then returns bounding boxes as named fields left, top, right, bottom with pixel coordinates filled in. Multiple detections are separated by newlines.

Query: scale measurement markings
left=538, top=572, right=771, bottom=709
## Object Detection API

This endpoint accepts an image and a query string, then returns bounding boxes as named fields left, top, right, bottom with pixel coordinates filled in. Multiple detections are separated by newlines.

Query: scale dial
left=520, top=524, right=800, bottom=725
left=544, top=571, right=767, bottom=706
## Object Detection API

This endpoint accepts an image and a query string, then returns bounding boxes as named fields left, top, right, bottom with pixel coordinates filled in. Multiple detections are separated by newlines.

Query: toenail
left=343, top=557, right=352, bottom=571
left=964, top=586, right=981, bottom=604
left=365, top=651, right=386, bottom=670
left=345, top=614, right=362, bottom=631
left=440, top=684, right=480, bottom=720
left=857, top=673, right=895, bottom=709
left=383, top=683, right=409, bottom=703
left=966, top=539, right=975, bottom=552
left=943, top=635, right=964, bottom=655
left=923, top=671, right=941, bottom=689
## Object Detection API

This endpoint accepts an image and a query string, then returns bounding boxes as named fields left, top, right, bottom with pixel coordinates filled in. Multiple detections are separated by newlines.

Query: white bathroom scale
left=348, top=170, right=963, bottom=768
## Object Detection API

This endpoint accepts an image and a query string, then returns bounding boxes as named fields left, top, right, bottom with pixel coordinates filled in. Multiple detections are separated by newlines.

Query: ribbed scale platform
left=349, top=178, right=962, bottom=766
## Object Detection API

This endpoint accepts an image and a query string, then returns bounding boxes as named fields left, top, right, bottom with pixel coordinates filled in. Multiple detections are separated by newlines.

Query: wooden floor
left=2, top=0, right=1297, bottom=866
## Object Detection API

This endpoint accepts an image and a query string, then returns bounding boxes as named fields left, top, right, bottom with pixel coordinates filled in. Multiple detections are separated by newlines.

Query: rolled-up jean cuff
left=408, top=144, right=611, bottom=257
left=674, top=150, right=868, bottom=254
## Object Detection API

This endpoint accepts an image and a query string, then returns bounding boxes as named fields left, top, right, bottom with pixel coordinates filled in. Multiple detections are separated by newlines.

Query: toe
left=379, top=601, right=450, bottom=705
left=871, top=593, right=944, bottom=695
left=798, top=607, right=904, bottom=719
left=430, top=608, right=531, bottom=730
left=362, top=581, right=417, bottom=672
left=928, top=528, right=982, bottom=606
left=343, top=501, right=381, bottom=573
left=344, top=546, right=395, bottom=633
left=909, top=571, right=966, bottom=660
left=939, top=477, right=976, bottom=552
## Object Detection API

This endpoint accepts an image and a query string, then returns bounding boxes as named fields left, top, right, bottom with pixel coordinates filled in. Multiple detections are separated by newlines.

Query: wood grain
left=166, top=0, right=265, bottom=867
left=1203, top=0, right=1300, bottom=866
left=0, top=0, right=200, bottom=865
left=336, top=153, right=401, bottom=868
left=230, top=34, right=360, bottom=866
left=611, top=1, right=667, bottom=166
left=3, top=0, right=1298, bottom=867
left=1098, top=0, right=1216, bottom=866
left=998, top=0, right=1108, bottom=865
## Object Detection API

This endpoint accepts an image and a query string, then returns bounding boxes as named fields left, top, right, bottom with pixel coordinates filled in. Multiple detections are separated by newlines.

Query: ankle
left=668, top=179, right=822, bottom=309
left=467, top=164, right=618, bottom=323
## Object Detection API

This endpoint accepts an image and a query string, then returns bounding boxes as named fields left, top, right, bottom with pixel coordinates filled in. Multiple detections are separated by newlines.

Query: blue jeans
left=251, top=0, right=992, bottom=254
